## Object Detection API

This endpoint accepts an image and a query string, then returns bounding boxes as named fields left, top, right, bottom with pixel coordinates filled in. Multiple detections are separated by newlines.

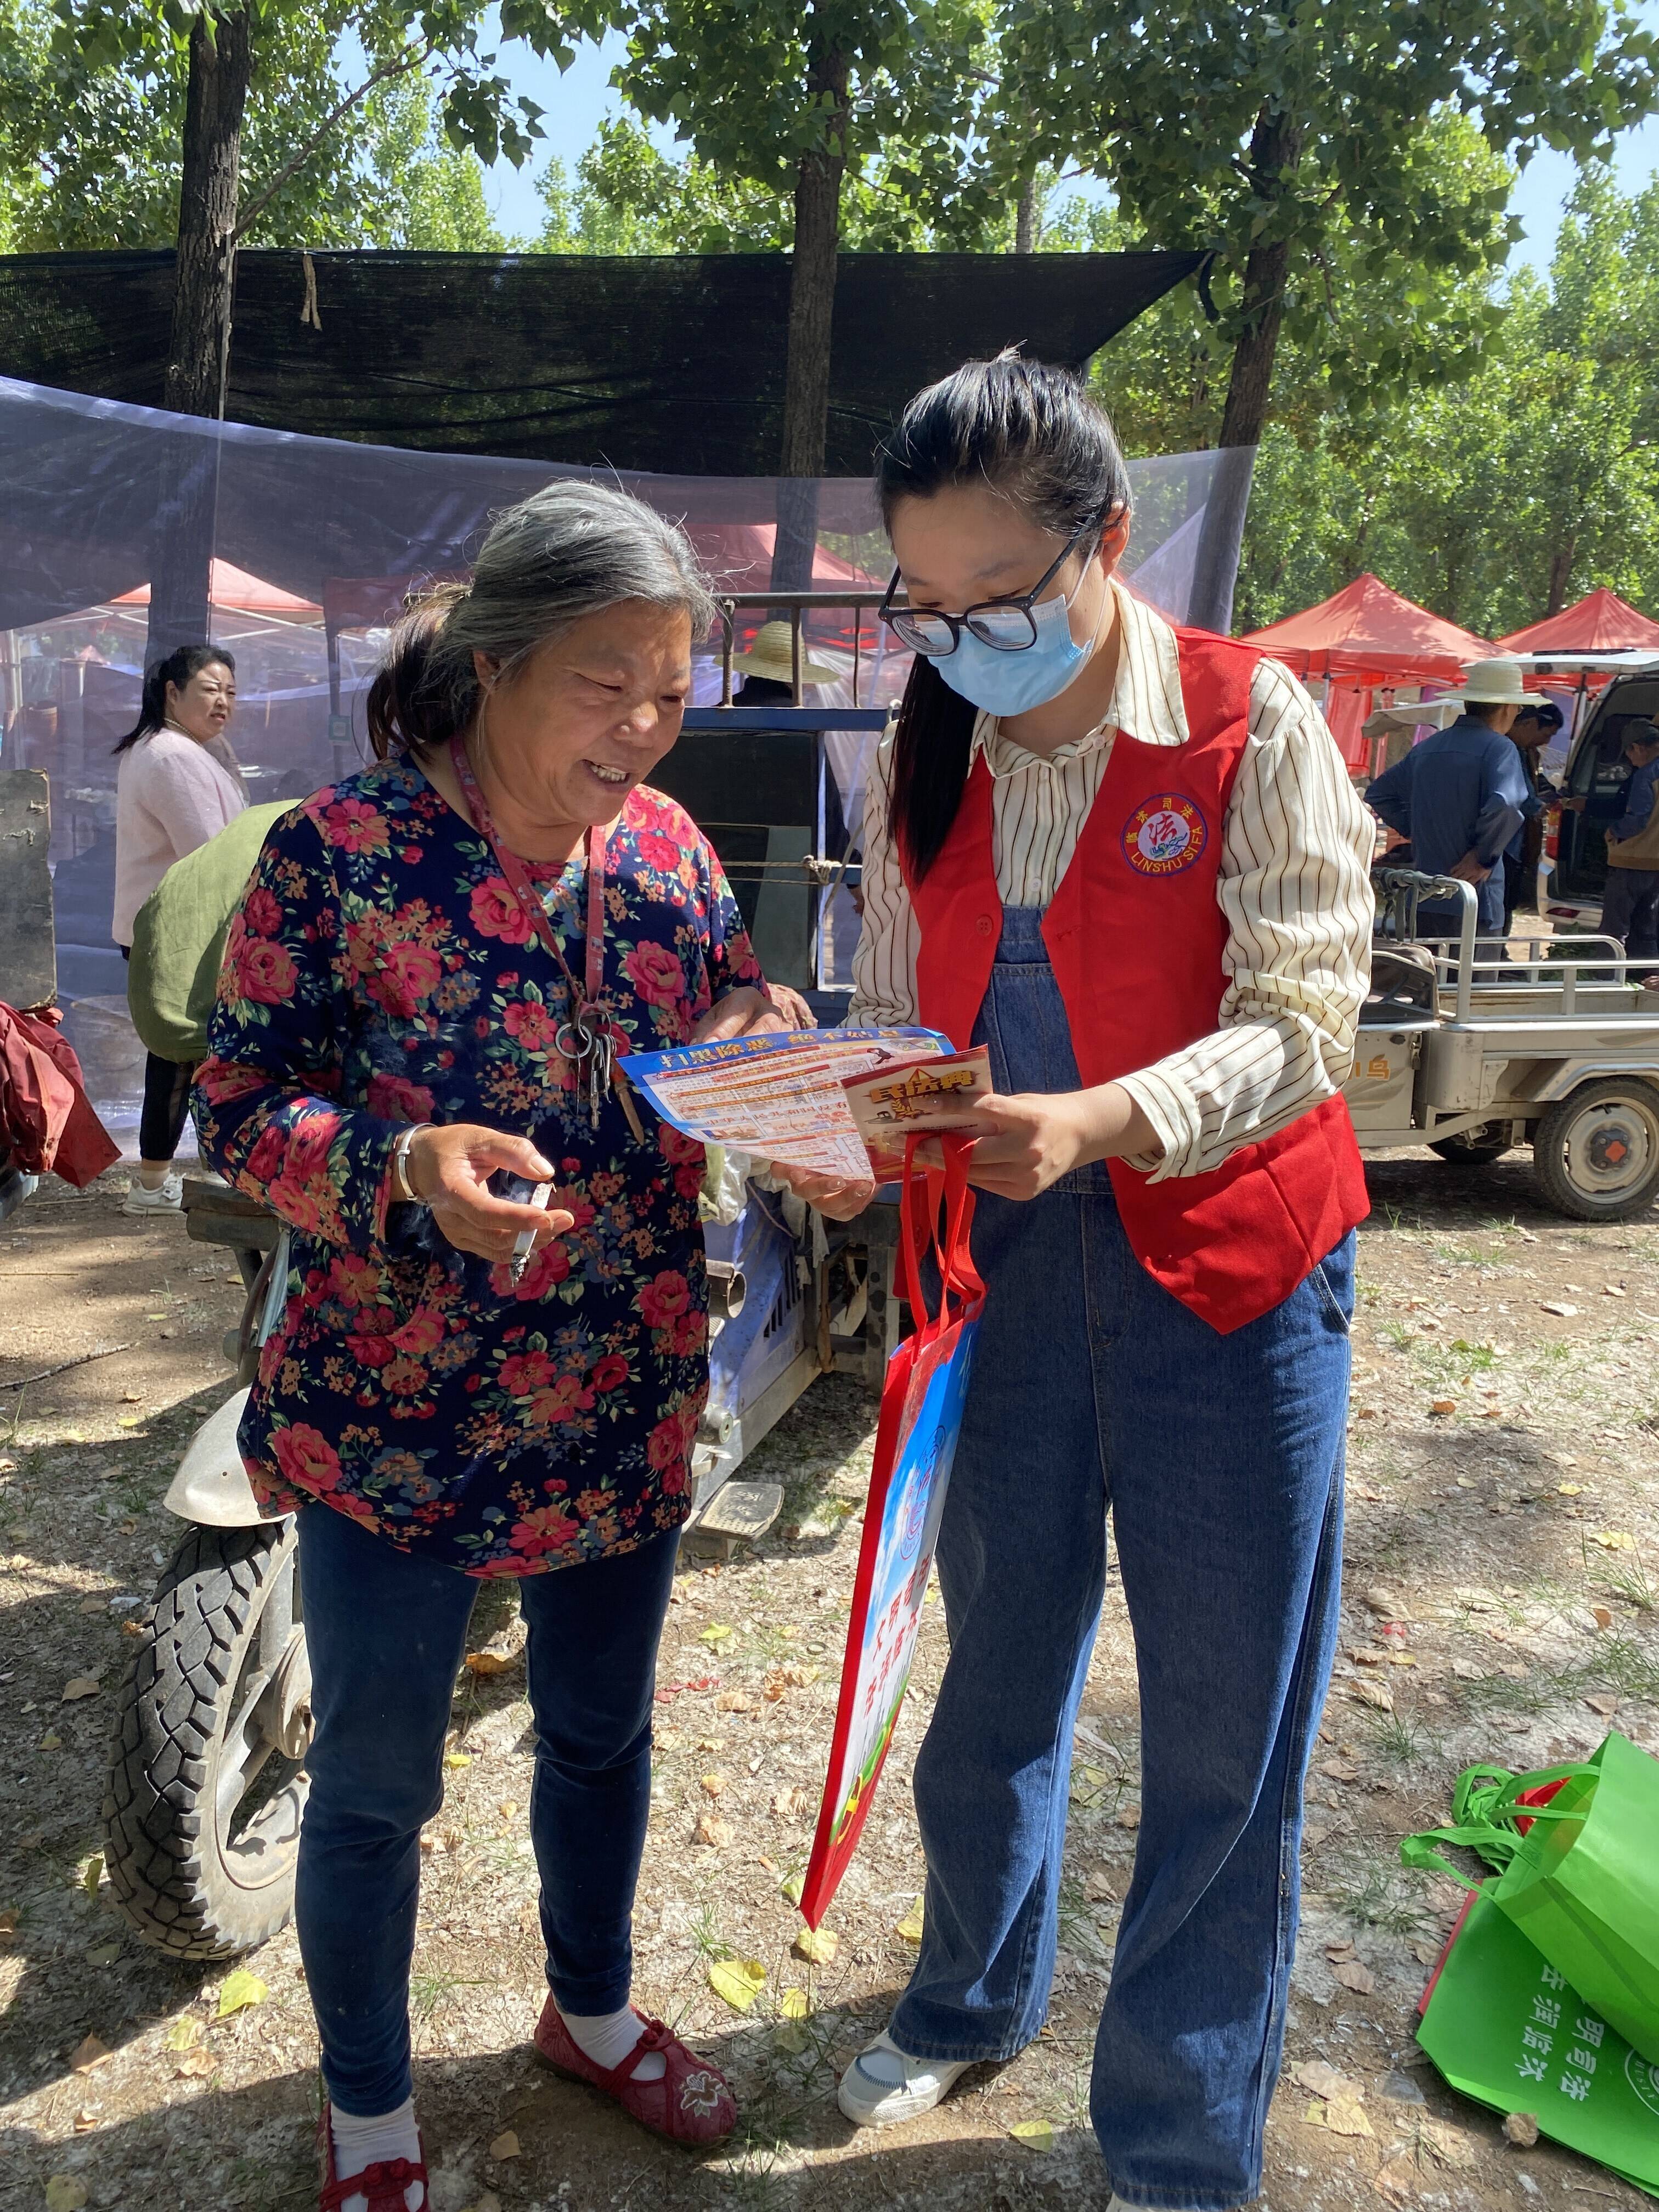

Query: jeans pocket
left=1310, top=1261, right=1352, bottom=1335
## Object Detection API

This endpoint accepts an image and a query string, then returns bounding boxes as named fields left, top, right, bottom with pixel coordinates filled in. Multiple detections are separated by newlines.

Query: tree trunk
left=153, top=7, right=253, bottom=656
left=772, top=46, right=848, bottom=590
left=1189, top=105, right=1301, bottom=635
left=1014, top=176, right=1038, bottom=253
left=1546, top=539, right=1576, bottom=617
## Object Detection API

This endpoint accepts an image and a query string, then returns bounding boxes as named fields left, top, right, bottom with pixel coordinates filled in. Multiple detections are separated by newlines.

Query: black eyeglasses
left=878, top=514, right=1104, bottom=657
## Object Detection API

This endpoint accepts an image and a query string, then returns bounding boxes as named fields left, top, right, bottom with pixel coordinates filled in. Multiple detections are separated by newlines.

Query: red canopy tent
left=1496, top=588, right=1659, bottom=655
left=1240, top=573, right=1492, bottom=767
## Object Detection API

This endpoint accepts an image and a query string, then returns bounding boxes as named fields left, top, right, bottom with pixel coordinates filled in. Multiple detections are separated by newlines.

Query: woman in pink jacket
left=112, top=642, right=246, bottom=1213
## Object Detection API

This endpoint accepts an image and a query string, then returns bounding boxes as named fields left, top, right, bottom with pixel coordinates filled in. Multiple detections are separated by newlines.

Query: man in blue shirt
left=1600, top=720, right=1659, bottom=961
left=1365, top=659, right=1536, bottom=938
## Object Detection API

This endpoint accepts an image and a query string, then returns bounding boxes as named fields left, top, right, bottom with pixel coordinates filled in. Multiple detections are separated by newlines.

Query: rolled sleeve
left=1117, top=661, right=1375, bottom=1181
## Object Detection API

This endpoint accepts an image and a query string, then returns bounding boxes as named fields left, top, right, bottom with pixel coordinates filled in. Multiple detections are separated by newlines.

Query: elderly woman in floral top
left=194, top=484, right=789, bottom=2211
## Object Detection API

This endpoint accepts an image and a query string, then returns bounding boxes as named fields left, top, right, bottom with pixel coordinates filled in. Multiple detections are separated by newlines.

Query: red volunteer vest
left=905, top=627, right=1368, bottom=1334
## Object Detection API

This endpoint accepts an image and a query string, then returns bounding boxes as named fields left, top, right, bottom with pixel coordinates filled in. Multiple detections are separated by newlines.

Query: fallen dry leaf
left=708, top=1956, right=765, bottom=2012
left=1348, top=1679, right=1393, bottom=1712
left=1114, top=1803, right=1142, bottom=1830
left=715, top=1691, right=754, bottom=1713
left=1592, top=1606, right=1613, bottom=1630
left=463, top=1650, right=517, bottom=1677
left=1084, top=1869, right=1118, bottom=1903
left=1292, top=2059, right=1355, bottom=2098
left=1349, top=1647, right=1387, bottom=1666
left=1503, top=2111, right=1539, bottom=2147
left=496, top=1799, right=518, bottom=1820
left=1429, top=1399, right=1456, bottom=1417
left=895, top=1897, right=926, bottom=1942
left=1592, top=1529, right=1636, bottom=1550
left=772, top=1785, right=814, bottom=1819
left=163, top=2017, right=202, bottom=2052
left=792, top=1925, right=838, bottom=1965
left=60, top=1675, right=101, bottom=1702
left=700, top=1771, right=727, bottom=1798
left=779, top=1986, right=811, bottom=2019
left=1584, top=1692, right=1620, bottom=1716
left=1558, top=1481, right=1583, bottom=1496
left=215, top=1968, right=268, bottom=2017
left=77, top=1853, right=103, bottom=1898
left=1363, top=1586, right=1401, bottom=1616
left=69, top=2034, right=110, bottom=2072
left=174, top=2045, right=218, bottom=2078
left=694, top=1813, right=733, bottom=1848
left=698, top=1623, right=734, bottom=1647
left=489, top=2130, right=521, bottom=2160
left=1331, top=1958, right=1375, bottom=1994
left=1008, top=2120, right=1054, bottom=2153
left=1319, top=1757, right=1361, bottom=1782
left=1418, top=2116, right=1478, bottom=2168
left=44, top=2177, right=88, bottom=2211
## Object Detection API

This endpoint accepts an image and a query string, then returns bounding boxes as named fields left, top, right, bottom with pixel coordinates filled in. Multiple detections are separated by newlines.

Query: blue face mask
left=933, top=581, right=1096, bottom=718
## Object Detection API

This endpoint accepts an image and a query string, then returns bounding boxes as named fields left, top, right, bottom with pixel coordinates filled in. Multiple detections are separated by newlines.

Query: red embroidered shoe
left=317, top=2100, right=428, bottom=2211
left=533, top=1995, right=737, bottom=2146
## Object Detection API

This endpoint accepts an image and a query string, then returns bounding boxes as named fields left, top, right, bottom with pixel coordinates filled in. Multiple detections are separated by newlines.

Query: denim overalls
left=889, top=906, right=1353, bottom=2211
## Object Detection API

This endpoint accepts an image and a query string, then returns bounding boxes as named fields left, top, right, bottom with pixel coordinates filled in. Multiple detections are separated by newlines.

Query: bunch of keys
left=558, top=1007, right=646, bottom=1141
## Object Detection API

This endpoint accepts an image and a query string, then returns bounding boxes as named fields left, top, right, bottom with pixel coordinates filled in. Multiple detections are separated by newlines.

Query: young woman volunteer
left=806, top=354, right=1375, bottom=2212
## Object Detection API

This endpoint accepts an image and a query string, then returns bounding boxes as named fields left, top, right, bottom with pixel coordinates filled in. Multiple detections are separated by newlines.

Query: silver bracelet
left=392, top=1125, right=427, bottom=1207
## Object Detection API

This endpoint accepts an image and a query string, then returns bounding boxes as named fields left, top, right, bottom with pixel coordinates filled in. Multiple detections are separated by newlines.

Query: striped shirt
left=849, top=582, right=1376, bottom=1181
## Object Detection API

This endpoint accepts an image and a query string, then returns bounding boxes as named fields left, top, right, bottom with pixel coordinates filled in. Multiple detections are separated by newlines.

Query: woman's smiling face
left=473, top=599, right=693, bottom=829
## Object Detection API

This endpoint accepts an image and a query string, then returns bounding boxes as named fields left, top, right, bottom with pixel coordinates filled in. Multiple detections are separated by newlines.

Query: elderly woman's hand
left=404, top=1125, right=577, bottom=1262
left=691, top=986, right=795, bottom=1044
left=769, top=1164, right=875, bottom=1221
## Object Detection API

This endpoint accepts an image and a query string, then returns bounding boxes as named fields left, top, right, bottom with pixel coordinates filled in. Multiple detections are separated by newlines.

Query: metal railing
left=1374, top=868, right=1659, bottom=1018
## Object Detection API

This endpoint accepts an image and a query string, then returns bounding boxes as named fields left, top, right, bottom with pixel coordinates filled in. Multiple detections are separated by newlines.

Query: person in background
left=1600, top=719, right=1659, bottom=963
left=1364, top=659, right=1537, bottom=941
left=1503, top=697, right=1565, bottom=934
left=112, top=644, right=246, bottom=1214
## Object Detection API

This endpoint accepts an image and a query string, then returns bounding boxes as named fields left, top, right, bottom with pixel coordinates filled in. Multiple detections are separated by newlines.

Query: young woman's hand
left=691, top=988, right=792, bottom=1043
left=769, top=1165, right=876, bottom=1221
left=957, top=1085, right=1159, bottom=1201
left=404, top=1125, right=576, bottom=1261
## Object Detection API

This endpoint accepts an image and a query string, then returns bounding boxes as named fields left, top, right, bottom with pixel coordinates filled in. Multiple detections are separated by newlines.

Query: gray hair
left=366, top=479, right=717, bottom=757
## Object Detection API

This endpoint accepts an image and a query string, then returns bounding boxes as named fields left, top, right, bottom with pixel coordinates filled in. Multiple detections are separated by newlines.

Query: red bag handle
left=896, top=1134, right=981, bottom=1342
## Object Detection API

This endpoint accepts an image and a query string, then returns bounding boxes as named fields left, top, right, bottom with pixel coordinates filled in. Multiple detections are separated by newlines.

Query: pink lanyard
left=449, top=734, right=640, bottom=1135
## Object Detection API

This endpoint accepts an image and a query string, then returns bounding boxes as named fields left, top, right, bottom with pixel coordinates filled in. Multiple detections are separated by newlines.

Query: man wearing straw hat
left=1365, top=658, right=1538, bottom=940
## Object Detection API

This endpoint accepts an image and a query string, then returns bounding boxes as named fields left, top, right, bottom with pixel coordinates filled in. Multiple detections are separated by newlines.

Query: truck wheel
left=1429, top=1122, right=1511, bottom=1166
left=103, top=1521, right=311, bottom=1959
left=1532, top=1078, right=1659, bottom=1222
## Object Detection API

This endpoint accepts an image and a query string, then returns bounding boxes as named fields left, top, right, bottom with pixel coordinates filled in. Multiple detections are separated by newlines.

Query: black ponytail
left=113, top=643, right=235, bottom=754
left=874, top=350, right=1132, bottom=881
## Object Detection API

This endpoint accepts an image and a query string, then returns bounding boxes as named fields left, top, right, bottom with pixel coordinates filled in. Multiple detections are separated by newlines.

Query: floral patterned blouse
left=193, top=753, right=765, bottom=1577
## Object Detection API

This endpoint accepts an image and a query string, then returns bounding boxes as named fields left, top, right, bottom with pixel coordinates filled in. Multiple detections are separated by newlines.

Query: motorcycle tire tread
left=102, top=1519, right=302, bottom=1959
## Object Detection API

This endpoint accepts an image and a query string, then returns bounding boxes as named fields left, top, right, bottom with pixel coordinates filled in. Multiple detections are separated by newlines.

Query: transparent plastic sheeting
left=0, top=375, right=1223, bottom=1147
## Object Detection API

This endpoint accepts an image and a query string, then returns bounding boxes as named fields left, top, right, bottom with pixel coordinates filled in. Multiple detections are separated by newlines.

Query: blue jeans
left=889, top=908, right=1352, bottom=2210
left=295, top=1503, right=679, bottom=2115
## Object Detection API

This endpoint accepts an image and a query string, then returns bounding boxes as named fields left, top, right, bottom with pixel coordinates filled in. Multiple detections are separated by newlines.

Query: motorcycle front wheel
left=103, top=1520, right=311, bottom=1959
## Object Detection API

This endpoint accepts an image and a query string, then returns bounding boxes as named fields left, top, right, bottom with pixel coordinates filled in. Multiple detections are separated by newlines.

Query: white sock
left=556, top=2000, right=667, bottom=2082
left=330, top=2097, right=425, bottom=2211
left=138, top=1162, right=172, bottom=1189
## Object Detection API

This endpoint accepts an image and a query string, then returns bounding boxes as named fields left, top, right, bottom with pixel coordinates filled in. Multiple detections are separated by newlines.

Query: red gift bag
left=799, top=1137, right=984, bottom=1929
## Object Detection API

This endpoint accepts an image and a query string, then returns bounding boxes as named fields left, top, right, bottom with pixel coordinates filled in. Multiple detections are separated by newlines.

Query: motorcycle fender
left=163, top=1388, right=263, bottom=1526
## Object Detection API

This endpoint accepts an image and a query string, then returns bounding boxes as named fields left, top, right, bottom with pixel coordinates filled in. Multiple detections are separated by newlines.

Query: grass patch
left=1325, top=1849, right=1434, bottom=1937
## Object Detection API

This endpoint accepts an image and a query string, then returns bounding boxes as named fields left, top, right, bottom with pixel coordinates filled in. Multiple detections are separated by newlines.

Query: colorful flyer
left=842, top=1046, right=992, bottom=1178
left=619, top=1027, right=948, bottom=1178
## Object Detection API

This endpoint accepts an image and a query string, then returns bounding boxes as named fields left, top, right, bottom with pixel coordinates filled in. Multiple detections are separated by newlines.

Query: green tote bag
left=1402, top=1731, right=1659, bottom=2067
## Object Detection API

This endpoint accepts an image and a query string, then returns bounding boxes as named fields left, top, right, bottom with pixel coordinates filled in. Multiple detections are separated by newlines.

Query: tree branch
left=232, top=33, right=439, bottom=242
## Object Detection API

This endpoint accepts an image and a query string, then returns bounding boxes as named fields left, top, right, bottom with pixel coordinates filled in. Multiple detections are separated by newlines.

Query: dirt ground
left=2, top=1154, right=1657, bottom=2212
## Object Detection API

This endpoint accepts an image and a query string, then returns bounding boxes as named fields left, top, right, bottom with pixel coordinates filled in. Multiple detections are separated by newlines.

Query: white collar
left=969, top=579, right=1190, bottom=772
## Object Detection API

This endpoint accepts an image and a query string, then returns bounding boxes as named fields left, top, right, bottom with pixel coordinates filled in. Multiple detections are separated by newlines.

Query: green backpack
left=127, top=802, right=290, bottom=1062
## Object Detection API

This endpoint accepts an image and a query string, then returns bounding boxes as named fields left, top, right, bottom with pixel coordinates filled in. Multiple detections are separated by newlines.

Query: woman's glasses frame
left=877, top=512, right=1105, bottom=658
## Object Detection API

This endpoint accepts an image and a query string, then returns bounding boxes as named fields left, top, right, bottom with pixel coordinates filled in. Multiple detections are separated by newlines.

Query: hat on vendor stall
left=730, top=620, right=836, bottom=686
left=1438, top=658, right=1549, bottom=709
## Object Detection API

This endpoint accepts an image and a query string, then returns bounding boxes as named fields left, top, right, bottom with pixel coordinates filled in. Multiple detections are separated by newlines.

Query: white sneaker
left=837, top=2030, right=973, bottom=2128
left=122, top=1174, right=183, bottom=1215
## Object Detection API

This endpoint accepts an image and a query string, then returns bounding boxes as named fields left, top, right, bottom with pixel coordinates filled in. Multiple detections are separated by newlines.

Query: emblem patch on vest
left=1121, top=794, right=1209, bottom=876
